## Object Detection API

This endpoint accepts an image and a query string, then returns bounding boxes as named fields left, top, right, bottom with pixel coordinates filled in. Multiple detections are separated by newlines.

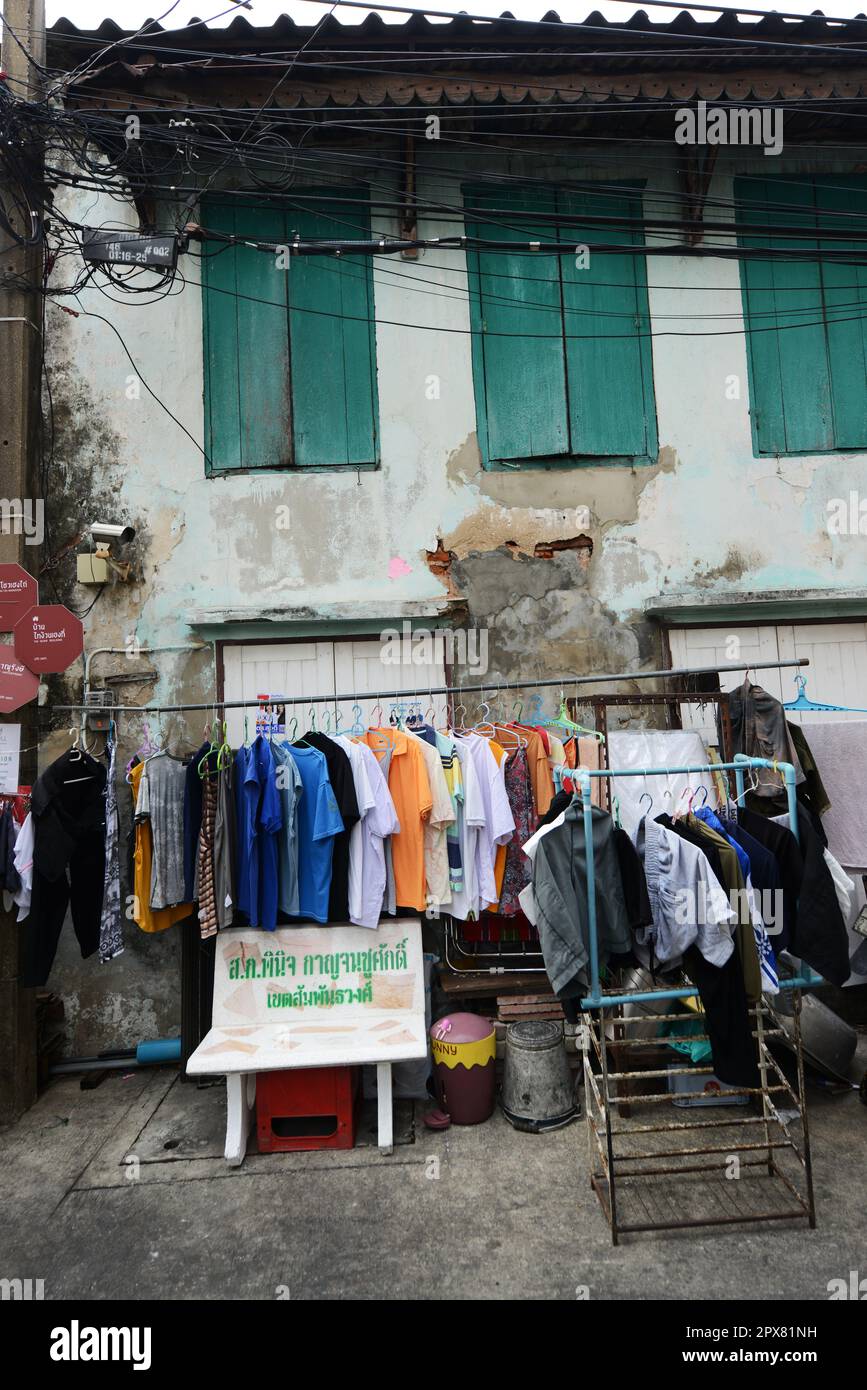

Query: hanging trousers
left=23, top=831, right=105, bottom=986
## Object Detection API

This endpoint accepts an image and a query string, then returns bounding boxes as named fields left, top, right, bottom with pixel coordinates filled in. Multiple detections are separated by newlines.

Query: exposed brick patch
left=426, top=538, right=461, bottom=596
left=533, top=534, right=594, bottom=563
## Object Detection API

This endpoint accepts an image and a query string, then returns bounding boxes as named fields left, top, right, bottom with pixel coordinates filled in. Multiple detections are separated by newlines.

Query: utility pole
left=0, top=0, right=46, bottom=1122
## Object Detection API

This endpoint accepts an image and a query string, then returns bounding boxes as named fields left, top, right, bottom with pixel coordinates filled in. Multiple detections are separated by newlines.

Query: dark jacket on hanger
left=738, top=804, right=850, bottom=986
left=23, top=749, right=107, bottom=987
left=532, top=804, right=631, bottom=998
left=721, top=679, right=805, bottom=798
left=613, top=827, right=653, bottom=933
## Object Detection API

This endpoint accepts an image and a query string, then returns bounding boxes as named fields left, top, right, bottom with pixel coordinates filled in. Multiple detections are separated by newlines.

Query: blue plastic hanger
left=783, top=673, right=867, bottom=714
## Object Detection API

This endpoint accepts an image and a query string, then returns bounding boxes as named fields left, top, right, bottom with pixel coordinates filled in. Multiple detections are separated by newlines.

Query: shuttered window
left=201, top=190, right=379, bottom=471
left=463, top=183, right=658, bottom=467
left=736, top=175, right=867, bottom=456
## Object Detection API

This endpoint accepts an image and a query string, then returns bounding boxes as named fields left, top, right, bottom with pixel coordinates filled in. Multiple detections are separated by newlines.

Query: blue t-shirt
left=234, top=736, right=283, bottom=931
left=289, top=744, right=344, bottom=924
left=271, top=742, right=303, bottom=917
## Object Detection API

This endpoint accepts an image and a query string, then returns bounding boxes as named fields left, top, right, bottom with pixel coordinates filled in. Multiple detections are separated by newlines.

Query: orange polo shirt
left=362, top=729, right=433, bottom=911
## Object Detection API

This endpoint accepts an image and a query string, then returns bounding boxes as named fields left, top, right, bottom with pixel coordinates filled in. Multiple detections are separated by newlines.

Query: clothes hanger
left=217, top=720, right=232, bottom=770
left=783, top=672, right=867, bottom=714
left=349, top=702, right=365, bottom=736
left=198, top=713, right=220, bottom=777
left=531, top=688, right=605, bottom=742
left=476, top=699, right=523, bottom=749
left=65, top=726, right=99, bottom=783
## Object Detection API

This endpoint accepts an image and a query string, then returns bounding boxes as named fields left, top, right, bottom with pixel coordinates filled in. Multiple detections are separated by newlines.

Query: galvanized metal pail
left=501, top=1020, right=580, bottom=1133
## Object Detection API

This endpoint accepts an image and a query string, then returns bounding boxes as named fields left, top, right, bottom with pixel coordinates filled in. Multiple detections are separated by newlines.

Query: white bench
left=187, top=919, right=427, bottom=1165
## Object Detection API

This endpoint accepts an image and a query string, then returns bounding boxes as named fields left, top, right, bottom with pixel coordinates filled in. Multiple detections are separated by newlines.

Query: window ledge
left=485, top=453, right=657, bottom=471
left=206, top=462, right=381, bottom=476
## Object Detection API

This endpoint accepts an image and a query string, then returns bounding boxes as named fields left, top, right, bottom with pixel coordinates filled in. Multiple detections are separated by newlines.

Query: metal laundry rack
left=442, top=673, right=744, bottom=978
left=574, top=755, right=818, bottom=1243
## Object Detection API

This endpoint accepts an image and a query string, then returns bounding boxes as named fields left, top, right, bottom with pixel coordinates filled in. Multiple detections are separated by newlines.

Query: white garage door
left=668, top=621, right=867, bottom=740
left=221, top=638, right=447, bottom=746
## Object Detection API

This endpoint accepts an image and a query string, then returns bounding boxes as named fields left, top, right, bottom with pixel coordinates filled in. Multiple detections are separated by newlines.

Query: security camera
left=90, top=522, right=136, bottom=545
left=79, top=522, right=137, bottom=585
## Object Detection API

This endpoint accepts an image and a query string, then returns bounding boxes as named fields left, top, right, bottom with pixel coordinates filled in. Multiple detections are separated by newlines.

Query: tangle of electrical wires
left=0, top=84, right=45, bottom=248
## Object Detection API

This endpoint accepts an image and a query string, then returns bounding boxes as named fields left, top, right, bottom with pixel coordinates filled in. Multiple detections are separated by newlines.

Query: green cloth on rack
left=660, top=1011, right=713, bottom=1065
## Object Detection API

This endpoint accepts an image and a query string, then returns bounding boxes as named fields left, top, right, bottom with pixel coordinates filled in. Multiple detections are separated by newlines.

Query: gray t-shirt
left=136, top=753, right=188, bottom=910
left=271, top=742, right=303, bottom=916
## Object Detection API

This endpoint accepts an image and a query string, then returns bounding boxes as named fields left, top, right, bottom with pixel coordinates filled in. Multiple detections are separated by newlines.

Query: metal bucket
left=500, top=1020, right=580, bottom=1133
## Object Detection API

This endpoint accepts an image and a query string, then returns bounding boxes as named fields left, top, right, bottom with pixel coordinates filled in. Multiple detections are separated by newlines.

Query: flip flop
left=423, top=1108, right=452, bottom=1130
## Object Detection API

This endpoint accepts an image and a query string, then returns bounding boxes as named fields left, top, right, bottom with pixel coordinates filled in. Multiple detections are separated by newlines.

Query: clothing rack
left=52, top=657, right=809, bottom=715
left=574, top=755, right=817, bottom=1243
left=443, top=681, right=740, bottom=979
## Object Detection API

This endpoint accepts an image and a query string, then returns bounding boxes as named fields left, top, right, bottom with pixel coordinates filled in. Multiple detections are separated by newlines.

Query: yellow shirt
left=129, top=761, right=194, bottom=933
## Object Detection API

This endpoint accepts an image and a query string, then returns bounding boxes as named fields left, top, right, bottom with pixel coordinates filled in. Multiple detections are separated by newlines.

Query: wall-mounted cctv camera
left=78, top=522, right=137, bottom=585
left=90, top=522, right=136, bottom=545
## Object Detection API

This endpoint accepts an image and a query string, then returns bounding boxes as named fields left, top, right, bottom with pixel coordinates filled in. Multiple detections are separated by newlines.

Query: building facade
left=33, top=10, right=867, bottom=1047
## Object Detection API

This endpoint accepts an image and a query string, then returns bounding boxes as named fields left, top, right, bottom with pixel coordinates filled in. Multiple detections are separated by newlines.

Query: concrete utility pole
left=0, top=0, right=46, bottom=1122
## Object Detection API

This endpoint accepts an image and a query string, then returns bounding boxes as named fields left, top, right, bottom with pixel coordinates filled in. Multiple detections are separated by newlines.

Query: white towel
left=795, top=720, right=867, bottom=871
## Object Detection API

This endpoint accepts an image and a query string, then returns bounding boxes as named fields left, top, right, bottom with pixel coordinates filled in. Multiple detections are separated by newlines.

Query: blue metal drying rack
left=572, top=755, right=818, bottom=1242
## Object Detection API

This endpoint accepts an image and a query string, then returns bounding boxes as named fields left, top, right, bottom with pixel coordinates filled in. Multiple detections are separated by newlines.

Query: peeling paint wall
left=41, top=143, right=867, bottom=1050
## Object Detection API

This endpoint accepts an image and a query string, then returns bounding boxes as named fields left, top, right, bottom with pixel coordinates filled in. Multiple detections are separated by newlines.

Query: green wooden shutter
left=737, top=178, right=834, bottom=454
left=202, top=201, right=242, bottom=471
left=559, top=187, right=657, bottom=457
left=201, top=200, right=290, bottom=471
left=287, top=192, right=379, bottom=467
left=464, top=186, right=569, bottom=462
left=815, top=178, right=867, bottom=450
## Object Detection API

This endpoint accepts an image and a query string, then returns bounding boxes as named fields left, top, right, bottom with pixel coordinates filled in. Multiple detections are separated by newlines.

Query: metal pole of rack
left=51, top=656, right=810, bottom=714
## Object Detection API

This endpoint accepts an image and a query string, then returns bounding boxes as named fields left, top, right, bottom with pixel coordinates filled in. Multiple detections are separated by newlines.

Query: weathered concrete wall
left=40, top=144, right=867, bottom=1051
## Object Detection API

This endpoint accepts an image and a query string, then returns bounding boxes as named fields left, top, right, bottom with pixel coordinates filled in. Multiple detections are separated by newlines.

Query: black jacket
left=31, top=749, right=107, bottom=879
left=738, top=804, right=850, bottom=986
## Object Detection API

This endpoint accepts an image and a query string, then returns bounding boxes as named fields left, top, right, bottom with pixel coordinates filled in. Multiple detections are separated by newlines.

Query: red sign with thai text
left=0, top=651, right=39, bottom=712
left=0, top=565, right=38, bottom=632
left=14, top=604, right=84, bottom=674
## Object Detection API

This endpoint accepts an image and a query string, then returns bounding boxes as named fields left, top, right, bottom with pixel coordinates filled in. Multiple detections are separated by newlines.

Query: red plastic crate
left=255, top=1066, right=361, bottom=1153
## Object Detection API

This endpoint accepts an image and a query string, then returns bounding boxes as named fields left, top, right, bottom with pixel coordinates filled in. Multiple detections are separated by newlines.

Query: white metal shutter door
left=333, top=637, right=447, bottom=730
left=222, top=641, right=335, bottom=745
left=222, top=638, right=447, bottom=742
